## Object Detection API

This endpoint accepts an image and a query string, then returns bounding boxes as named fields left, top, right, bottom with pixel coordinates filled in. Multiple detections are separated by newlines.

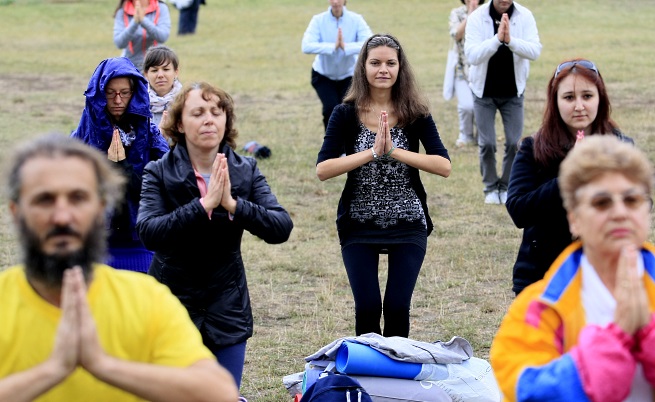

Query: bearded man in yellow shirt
left=0, top=134, right=239, bottom=402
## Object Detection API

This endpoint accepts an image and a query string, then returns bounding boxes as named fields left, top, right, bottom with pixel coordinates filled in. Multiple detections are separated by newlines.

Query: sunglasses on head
left=554, top=60, right=599, bottom=79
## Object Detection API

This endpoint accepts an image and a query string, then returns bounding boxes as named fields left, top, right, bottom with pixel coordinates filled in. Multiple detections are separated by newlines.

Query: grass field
left=1, top=0, right=654, bottom=400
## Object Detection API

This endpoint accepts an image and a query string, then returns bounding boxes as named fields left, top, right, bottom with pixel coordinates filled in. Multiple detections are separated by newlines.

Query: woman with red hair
left=113, top=0, right=171, bottom=71
left=506, top=59, right=633, bottom=295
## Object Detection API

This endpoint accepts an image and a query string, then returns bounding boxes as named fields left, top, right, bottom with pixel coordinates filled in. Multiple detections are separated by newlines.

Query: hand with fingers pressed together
left=0, top=134, right=238, bottom=402
left=108, top=128, right=127, bottom=162
left=614, top=245, right=651, bottom=335
left=492, top=136, right=655, bottom=402
left=136, top=82, right=293, bottom=389
left=498, top=13, right=510, bottom=44
left=133, top=0, right=144, bottom=23
left=316, top=34, right=451, bottom=338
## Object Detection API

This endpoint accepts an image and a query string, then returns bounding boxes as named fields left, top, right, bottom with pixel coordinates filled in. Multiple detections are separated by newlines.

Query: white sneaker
left=499, top=191, right=508, bottom=205
left=484, top=191, right=501, bottom=205
left=455, top=136, right=474, bottom=148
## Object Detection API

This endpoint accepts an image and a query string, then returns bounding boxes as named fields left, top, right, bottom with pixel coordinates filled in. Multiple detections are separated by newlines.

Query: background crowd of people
left=1, top=0, right=653, bottom=400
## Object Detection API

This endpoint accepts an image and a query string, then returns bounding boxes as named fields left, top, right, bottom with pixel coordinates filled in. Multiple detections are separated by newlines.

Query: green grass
left=1, top=0, right=655, bottom=400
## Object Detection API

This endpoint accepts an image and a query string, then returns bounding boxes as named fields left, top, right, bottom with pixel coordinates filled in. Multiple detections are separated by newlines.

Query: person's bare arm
left=0, top=269, right=80, bottom=402
left=63, top=267, right=239, bottom=402
left=86, top=358, right=239, bottom=402
left=0, top=359, right=73, bottom=402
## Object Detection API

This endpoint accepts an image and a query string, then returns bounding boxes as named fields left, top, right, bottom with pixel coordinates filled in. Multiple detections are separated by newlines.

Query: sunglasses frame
left=554, top=60, right=599, bottom=79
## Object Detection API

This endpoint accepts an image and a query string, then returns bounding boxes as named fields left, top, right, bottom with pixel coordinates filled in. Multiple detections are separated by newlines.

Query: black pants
left=178, top=0, right=203, bottom=35
left=341, top=242, right=426, bottom=337
left=311, top=69, right=352, bottom=130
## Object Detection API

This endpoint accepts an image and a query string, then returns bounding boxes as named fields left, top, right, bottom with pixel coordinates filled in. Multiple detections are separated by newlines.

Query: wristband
left=371, top=148, right=378, bottom=160
left=384, top=146, right=396, bottom=157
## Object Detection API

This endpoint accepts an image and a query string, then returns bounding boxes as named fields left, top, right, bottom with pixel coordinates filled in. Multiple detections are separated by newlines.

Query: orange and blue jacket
left=491, top=241, right=655, bottom=401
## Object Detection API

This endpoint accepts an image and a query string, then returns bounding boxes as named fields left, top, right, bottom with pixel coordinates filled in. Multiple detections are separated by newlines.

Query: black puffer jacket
left=137, top=140, right=293, bottom=348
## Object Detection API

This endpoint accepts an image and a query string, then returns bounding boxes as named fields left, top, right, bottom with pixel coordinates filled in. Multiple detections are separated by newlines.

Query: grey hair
left=6, top=133, right=125, bottom=211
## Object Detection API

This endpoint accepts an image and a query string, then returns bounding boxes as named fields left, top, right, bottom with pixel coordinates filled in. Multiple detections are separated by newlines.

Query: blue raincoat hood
left=71, top=57, right=167, bottom=176
left=71, top=57, right=168, bottom=245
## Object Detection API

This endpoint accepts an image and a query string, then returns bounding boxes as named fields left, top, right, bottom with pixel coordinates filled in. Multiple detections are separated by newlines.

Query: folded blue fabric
left=336, top=341, right=422, bottom=379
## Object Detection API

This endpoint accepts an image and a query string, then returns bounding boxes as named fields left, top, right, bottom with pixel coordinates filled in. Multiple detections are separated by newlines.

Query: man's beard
left=18, top=217, right=107, bottom=287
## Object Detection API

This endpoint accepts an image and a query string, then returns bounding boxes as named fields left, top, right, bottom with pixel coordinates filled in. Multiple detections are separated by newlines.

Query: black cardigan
left=506, top=131, right=633, bottom=294
left=316, top=103, right=450, bottom=240
left=137, top=140, right=293, bottom=347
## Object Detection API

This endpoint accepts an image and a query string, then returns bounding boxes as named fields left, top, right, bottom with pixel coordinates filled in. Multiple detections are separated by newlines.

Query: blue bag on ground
left=300, top=372, right=373, bottom=402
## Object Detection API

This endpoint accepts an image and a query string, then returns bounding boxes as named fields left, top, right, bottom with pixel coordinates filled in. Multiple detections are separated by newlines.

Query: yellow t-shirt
left=0, top=265, right=215, bottom=401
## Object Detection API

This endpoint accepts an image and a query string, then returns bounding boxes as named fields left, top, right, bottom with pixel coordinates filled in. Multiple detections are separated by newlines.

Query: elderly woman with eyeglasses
left=316, top=34, right=451, bottom=337
left=71, top=57, right=169, bottom=273
left=505, top=59, right=633, bottom=295
left=491, top=135, right=655, bottom=402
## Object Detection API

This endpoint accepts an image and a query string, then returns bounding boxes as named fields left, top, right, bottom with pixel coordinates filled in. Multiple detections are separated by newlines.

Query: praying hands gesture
left=335, top=28, right=345, bottom=51
left=133, top=0, right=145, bottom=23
left=0, top=267, right=106, bottom=401
left=498, top=13, right=510, bottom=45
left=51, top=267, right=105, bottom=377
left=614, top=245, right=651, bottom=335
left=201, top=153, right=237, bottom=215
left=108, top=128, right=126, bottom=162
left=372, top=111, right=394, bottom=159
left=0, top=266, right=240, bottom=401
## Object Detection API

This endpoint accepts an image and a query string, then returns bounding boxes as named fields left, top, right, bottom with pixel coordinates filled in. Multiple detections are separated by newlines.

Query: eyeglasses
left=585, top=192, right=653, bottom=212
left=554, top=60, right=599, bottom=79
left=105, top=90, right=133, bottom=100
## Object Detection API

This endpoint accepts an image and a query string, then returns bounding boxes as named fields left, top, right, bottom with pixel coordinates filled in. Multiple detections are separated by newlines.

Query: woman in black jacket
left=506, top=59, right=632, bottom=295
left=136, top=82, right=293, bottom=389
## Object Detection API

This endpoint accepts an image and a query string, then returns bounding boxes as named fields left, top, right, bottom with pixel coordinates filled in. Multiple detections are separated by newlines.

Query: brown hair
left=558, top=135, right=652, bottom=211
left=160, top=82, right=239, bottom=149
left=143, top=45, right=179, bottom=73
left=343, top=33, right=430, bottom=127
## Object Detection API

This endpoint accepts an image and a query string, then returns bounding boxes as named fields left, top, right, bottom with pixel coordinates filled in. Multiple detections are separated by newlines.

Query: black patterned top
left=349, top=123, right=426, bottom=230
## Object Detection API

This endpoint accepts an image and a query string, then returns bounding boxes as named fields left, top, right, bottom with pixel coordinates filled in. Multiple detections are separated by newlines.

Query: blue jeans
left=311, top=69, right=352, bottom=130
left=341, top=243, right=426, bottom=337
left=473, top=94, right=524, bottom=193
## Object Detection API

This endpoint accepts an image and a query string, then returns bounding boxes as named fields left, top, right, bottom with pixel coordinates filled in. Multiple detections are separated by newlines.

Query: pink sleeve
left=635, top=314, right=655, bottom=385
left=570, top=323, right=636, bottom=402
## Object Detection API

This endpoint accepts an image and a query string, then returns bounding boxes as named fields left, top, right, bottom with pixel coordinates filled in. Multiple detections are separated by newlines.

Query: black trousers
left=178, top=0, right=203, bottom=35
left=341, top=242, right=426, bottom=337
left=311, top=69, right=352, bottom=130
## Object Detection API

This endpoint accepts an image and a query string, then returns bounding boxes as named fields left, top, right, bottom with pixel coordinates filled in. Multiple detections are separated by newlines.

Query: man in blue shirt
left=302, top=0, right=372, bottom=131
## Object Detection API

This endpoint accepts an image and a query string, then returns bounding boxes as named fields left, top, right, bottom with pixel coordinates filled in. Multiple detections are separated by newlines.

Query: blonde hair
left=558, top=135, right=653, bottom=211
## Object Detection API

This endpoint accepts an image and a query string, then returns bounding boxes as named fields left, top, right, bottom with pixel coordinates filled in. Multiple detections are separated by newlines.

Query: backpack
left=301, top=373, right=373, bottom=402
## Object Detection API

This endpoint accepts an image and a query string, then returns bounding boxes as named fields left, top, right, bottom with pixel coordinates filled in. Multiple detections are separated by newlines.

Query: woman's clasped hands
left=202, top=153, right=237, bottom=215
left=372, top=111, right=395, bottom=160
left=107, top=128, right=126, bottom=162
left=133, top=0, right=145, bottom=23
left=614, top=245, right=651, bottom=336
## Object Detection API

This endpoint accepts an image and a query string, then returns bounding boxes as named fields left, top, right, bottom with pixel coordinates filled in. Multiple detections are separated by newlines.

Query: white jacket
left=464, top=1, right=541, bottom=98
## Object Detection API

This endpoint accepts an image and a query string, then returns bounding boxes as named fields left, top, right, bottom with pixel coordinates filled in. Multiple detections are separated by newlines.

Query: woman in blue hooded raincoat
left=71, top=57, right=169, bottom=273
